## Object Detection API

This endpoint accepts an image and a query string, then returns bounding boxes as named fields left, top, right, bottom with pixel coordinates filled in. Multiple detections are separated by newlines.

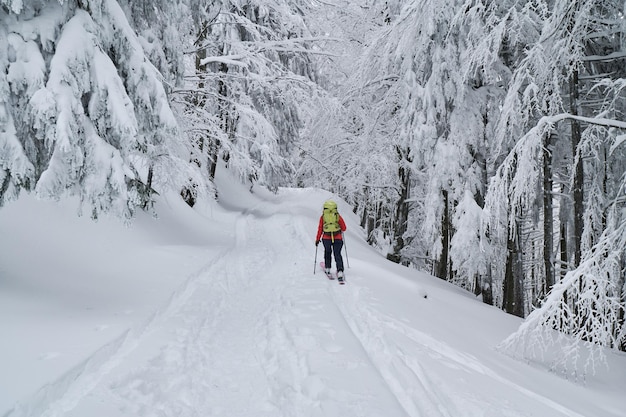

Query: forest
left=1, top=0, right=625, bottom=371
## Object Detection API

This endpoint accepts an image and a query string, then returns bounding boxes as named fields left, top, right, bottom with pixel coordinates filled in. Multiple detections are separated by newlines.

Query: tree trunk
left=543, top=133, right=555, bottom=291
left=194, top=28, right=208, bottom=162
left=436, top=189, right=450, bottom=280
left=389, top=150, right=411, bottom=264
left=504, top=221, right=524, bottom=317
left=570, top=70, right=583, bottom=267
left=477, top=106, right=489, bottom=302
left=144, top=165, right=154, bottom=209
left=181, top=25, right=209, bottom=207
left=482, top=266, right=494, bottom=305
left=0, top=172, right=11, bottom=201
left=359, top=188, right=369, bottom=229
left=559, top=218, right=568, bottom=282
left=208, top=61, right=230, bottom=181
left=359, top=187, right=376, bottom=244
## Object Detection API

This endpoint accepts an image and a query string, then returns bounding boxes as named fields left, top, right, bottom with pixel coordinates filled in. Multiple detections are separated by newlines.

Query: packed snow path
left=89, top=205, right=408, bottom=417
left=12, top=196, right=406, bottom=417
left=5, top=186, right=622, bottom=417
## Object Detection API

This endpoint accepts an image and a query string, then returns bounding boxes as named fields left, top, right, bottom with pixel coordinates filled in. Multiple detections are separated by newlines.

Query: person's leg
left=333, top=240, right=344, bottom=272
left=323, top=239, right=332, bottom=269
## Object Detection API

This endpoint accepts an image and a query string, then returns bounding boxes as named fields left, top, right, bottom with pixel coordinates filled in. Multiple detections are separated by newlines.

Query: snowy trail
left=8, top=197, right=407, bottom=417
left=5, top=187, right=622, bottom=417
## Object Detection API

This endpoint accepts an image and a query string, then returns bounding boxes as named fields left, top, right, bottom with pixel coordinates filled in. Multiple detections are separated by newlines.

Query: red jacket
left=316, top=215, right=347, bottom=241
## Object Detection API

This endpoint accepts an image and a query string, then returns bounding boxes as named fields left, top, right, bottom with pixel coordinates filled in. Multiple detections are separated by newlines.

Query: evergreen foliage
left=0, top=0, right=192, bottom=218
left=175, top=0, right=324, bottom=197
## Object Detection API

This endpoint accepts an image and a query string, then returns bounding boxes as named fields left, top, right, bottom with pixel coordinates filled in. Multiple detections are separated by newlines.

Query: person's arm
left=339, top=215, right=347, bottom=232
left=315, top=216, right=324, bottom=242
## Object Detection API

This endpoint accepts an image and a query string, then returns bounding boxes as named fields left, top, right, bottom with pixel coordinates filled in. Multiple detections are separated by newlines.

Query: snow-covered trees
left=1, top=0, right=191, bottom=218
left=2, top=0, right=331, bottom=207
left=492, top=0, right=626, bottom=369
left=301, top=0, right=626, bottom=371
left=302, top=0, right=497, bottom=280
left=175, top=0, right=324, bottom=201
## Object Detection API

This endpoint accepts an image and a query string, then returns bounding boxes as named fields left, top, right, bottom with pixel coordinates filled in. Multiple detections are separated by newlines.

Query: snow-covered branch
left=199, top=55, right=247, bottom=68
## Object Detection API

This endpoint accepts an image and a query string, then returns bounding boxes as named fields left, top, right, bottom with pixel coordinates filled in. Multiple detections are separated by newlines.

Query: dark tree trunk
left=570, top=70, right=583, bottom=267
left=359, top=189, right=369, bottom=229
left=436, top=190, right=450, bottom=280
left=482, top=267, right=494, bottom=305
left=208, top=61, right=230, bottom=181
left=359, top=187, right=376, bottom=244
left=0, top=172, right=11, bottom=202
left=543, top=133, right=555, bottom=291
left=558, top=216, right=569, bottom=323
left=144, top=165, right=154, bottom=209
left=503, top=222, right=524, bottom=317
left=559, top=219, right=568, bottom=282
left=388, top=149, right=411, bottom=264
left=476, top=107, right=490, bottom=302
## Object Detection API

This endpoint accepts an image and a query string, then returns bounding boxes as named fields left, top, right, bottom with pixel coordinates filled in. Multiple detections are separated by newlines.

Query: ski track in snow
left=4, top=193, right=592, bottom=417
left=328, top=285, right=457, bottom=417
left=330, top=281, right=589, bottom=417
left=4, top=243, right=235, bottom=417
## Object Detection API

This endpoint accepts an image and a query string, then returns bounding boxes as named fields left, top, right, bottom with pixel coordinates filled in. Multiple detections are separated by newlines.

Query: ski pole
left=343, top=235, right=350, bottom=269
left=314, top=242, right=318, bottom=274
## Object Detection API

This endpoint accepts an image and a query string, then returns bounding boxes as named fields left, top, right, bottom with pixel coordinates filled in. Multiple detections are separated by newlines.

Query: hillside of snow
left=1, top=167, right=625, bottom=417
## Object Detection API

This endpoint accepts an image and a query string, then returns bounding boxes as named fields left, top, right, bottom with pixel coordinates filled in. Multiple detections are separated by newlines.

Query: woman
left=315, top=200, right=347, bottom=280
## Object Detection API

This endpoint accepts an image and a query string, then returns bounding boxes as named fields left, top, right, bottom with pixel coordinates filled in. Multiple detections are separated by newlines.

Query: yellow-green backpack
left=322, top=200, right=340, bottom=233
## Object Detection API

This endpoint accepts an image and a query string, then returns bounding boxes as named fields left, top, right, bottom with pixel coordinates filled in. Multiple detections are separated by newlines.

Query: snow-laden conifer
left=179, top=0, right=323, bottom=193
left=1, top=0, right=191, bottom=218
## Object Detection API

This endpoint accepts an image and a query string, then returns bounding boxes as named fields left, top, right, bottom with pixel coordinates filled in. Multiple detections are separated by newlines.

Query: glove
left=315, top=240, right=320, bottom=246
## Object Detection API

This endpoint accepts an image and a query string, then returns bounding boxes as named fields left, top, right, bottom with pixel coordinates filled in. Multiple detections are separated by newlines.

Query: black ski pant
left=323, top=238, right=344, bottom=272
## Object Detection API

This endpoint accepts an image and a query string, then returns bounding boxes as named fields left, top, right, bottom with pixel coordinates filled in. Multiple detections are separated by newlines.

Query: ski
left=320, top=262, right=335, bottom=280
left=320, top=262, right=346, bottom=284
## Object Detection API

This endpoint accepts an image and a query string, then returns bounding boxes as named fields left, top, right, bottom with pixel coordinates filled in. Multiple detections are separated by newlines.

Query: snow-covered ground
left=1, top=167, right=625, bottom=417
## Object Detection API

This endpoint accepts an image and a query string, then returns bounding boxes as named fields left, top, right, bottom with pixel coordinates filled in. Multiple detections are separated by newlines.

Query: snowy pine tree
left=1, top=0, right=190, bottom=218
left=177, top=0, right=324, bottom=198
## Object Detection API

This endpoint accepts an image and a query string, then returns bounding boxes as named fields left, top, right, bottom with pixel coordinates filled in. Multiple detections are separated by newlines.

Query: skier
left=315, top=200, right=347, bottom=280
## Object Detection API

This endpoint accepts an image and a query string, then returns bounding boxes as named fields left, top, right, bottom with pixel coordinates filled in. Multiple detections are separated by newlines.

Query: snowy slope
left=1, top=167, right=625, bottom=417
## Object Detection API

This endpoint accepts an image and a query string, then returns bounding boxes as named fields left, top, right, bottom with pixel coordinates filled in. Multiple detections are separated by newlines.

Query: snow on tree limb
left=488, top=110, right=626, bottom=230
left=200, top=55, right=247, bottom=68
